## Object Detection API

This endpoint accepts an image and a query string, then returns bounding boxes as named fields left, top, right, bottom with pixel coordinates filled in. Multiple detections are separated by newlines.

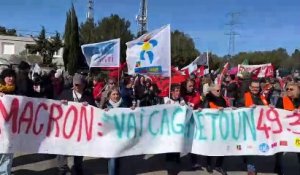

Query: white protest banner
left=1, top=95, right=300, bottom=157
left=126, top=25, right=171, bottom=77
left=81, top=39, right=120, bottom=67
left=238, top=63, right=274, bottom=78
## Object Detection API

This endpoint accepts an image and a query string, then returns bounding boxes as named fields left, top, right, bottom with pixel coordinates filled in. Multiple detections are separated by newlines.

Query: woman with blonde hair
left=274, top=82, right=300, bottom=175
left=202, top=76, right=212, bottom=96
left=103, top=87, right=135, bottom=175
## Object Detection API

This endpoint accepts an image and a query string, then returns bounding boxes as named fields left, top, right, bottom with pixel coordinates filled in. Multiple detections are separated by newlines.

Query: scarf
left=72, top=90, right=82, bottom=102
left=0, top=84, right=15, bottom=93
left=109, top=98, right=123, bottom=108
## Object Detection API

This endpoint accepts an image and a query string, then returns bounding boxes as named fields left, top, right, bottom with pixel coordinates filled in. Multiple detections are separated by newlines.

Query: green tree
left=0, top=26, right=17, bottom=36
left=291, top=49, right=300, bottom=69
left=67, top=4, right=81, bottom=75
left=94, top=14, right=134, bottom=62
left=171, top=30, right=199, bottom=68
left=229, top=48, right=290, bottom=69
left=26, top=27, right=62, bottom=65
left=63, top=11, right=71, bottom=69
left=79, top=18, right=96, bottom=44
left=49, top=32, right=63, bottom=62
left=209, top=53, right=224, bottom=71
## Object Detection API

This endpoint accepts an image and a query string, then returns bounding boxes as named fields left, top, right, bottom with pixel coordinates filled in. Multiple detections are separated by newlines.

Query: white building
left=0, top=35, right=64, bottom=66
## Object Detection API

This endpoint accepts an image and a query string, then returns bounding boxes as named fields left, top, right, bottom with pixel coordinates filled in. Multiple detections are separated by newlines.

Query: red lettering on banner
left=280, top=141, right=288, bottom=146
left=266, top=108, right=282, bottom=134
left=0, top=98, right=19, bottom=134
left=47, top=103, right=63, bottom=137
left=286, top=113, right=300, bottom=134
left=257, top=108, right=282, bottom=139
left=77, top=106, right=94, bottom=142
left=63, top=105, right=78, bottom=139
left=18, top=101, right=34, bottom=134
left=271, top=142, right=277, bottom=148
left=257, top=108, right=271, bottom=138
left=33, top=103, right=48, bottom=135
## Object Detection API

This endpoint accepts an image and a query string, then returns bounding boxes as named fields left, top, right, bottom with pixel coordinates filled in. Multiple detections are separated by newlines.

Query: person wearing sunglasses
left=274, top=82, right=300, bottom=175
left=202, top=84, right=228, bottom=175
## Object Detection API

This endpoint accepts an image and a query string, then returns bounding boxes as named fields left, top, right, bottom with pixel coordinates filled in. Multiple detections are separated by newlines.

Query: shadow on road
left=11, top=153, right=300, bottom=175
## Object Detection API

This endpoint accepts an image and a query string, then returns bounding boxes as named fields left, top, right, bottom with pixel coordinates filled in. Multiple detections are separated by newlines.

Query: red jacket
left=183, top=91, right=202, bottom=109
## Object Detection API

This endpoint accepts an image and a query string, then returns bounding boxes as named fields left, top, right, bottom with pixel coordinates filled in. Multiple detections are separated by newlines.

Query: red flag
left=217, top=62, right=229, bottom=85
left=251, top=67, right=261, bottom=79
left=195, top=66, right=205, bottom=77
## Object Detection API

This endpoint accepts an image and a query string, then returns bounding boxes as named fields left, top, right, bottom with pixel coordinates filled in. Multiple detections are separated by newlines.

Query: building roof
left=0, top=35, right=35, bottom=43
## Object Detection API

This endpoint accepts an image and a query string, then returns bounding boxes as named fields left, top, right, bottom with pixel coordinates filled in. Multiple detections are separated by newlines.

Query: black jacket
left=59, top=89, right=96, bottom=107
left=203, top=92, right=228, bottom=108
left=139, top=92, right=163, bottom=107
left=236, top=92, right=269, bottom=107
left=276, top=97, right=300, bottom=109
left=32, top=75, right=54, bottom=99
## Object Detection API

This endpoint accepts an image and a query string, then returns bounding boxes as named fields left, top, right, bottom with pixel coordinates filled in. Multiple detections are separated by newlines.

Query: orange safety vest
left=209, top=102, right=219, bottom=109
left=244, top=92, right=268, bottom=107
left=283, top=96, right=300, bottom=111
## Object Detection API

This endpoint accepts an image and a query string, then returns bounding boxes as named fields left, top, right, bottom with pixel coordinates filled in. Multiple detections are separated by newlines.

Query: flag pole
left=168, top=70, right=171, bottom=98
left=117, top=66, right=120, bottom=87
left=168, top=25, right=172, bottom=99
left=207, top=49, right=209, bottom=74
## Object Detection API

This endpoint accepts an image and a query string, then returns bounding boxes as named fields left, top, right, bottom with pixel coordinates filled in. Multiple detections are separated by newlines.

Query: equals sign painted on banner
left=97, top=122, right=103, bottom=137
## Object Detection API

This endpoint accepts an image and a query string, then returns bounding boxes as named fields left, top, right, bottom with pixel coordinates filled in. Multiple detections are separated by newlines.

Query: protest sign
left=0, top=95, right=300, bottom=157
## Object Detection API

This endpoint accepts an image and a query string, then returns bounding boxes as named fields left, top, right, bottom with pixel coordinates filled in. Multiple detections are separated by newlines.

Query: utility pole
left=87, top=0, right=94, bottom=21
left=136, top=0, right=148, bottom=36
left=225, top=12, right=240, bottom=58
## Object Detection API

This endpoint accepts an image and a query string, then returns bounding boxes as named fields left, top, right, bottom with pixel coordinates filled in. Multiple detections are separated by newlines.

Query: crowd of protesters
left=0, top=60, right=300, bottom=175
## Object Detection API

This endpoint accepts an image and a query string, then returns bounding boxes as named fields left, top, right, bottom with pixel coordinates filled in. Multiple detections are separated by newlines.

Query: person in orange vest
left=237, top=79, right=269, bottom=108
left=237, top=79, right=270, bottom=175
left=274, top=82, right=300, bottom=175
left=202, top=84, right=228, bottom=175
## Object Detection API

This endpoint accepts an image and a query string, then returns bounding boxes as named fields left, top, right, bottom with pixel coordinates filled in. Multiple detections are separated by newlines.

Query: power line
left=225, top=12, right=241, bottom=57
